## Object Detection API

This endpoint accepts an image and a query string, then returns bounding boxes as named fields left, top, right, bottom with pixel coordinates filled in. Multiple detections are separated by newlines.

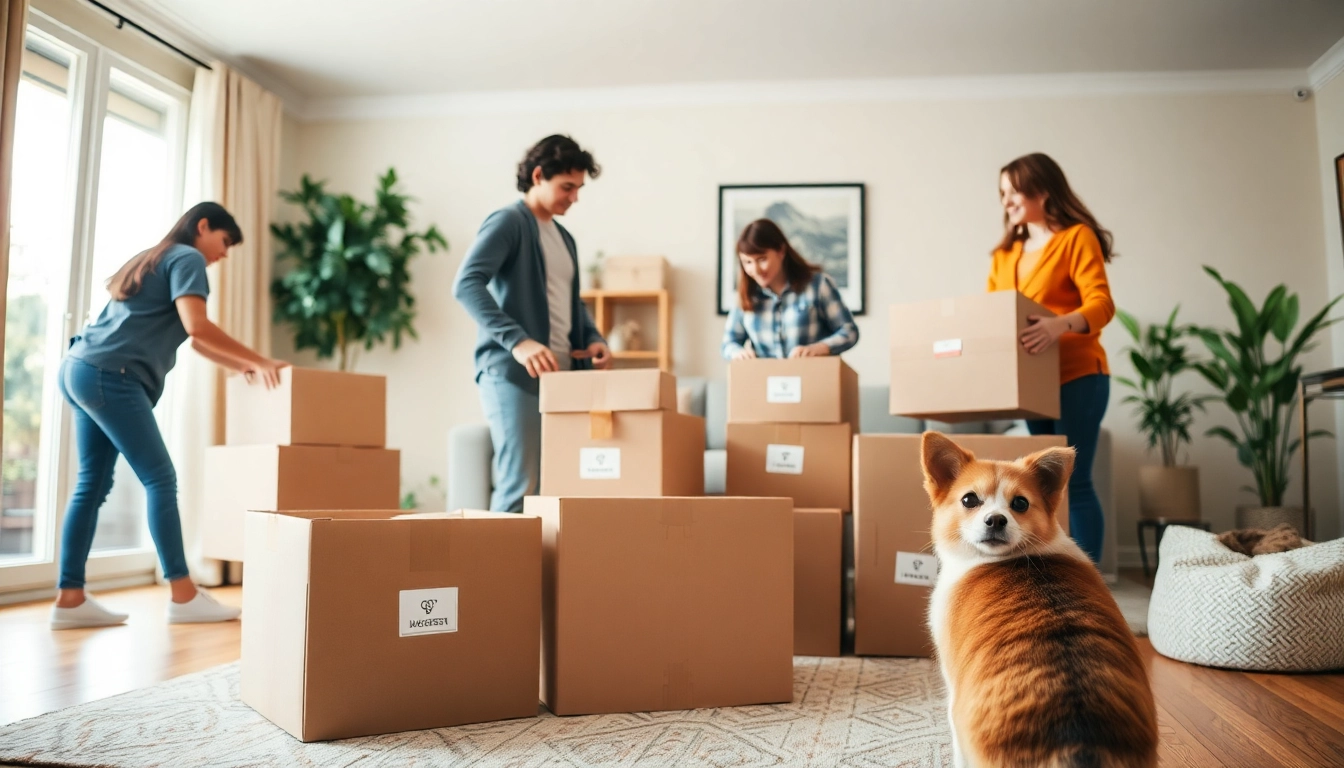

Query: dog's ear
left=921, top=432, right=975, bottom=504
left=1020, top=447, right=1075, bottom=512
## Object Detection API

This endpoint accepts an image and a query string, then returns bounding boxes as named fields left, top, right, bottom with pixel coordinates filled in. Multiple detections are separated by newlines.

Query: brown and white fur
left=921, top=432, right=1157, bottom=768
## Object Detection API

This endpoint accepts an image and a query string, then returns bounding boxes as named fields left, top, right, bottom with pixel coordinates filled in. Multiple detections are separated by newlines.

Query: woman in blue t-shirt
left=52, top=202, right=288, bottom=630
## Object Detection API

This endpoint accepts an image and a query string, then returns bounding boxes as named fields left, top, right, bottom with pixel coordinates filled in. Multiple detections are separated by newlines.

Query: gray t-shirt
left=68, top=243, right=210, bottom=404
left=537, top=219, right=574, bottom=371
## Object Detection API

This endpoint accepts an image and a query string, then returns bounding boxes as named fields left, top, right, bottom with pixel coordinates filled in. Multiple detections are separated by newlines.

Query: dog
left=921, top=431, right=1157, bottom=768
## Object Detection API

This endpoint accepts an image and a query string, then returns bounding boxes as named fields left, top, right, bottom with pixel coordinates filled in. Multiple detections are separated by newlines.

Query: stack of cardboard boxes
left=531, top=369, right=792, bottom=715
left=851, top=291, right=1068, bottom=657
left=725, top=358, right=857, bottom=657
left=230, top=288, right=1077, bottom=742
left=202, top=368, right=401, bottom=564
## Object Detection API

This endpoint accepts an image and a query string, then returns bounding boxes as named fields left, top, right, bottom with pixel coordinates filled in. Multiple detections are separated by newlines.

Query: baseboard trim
left=0, top=573, right=157, bottom=606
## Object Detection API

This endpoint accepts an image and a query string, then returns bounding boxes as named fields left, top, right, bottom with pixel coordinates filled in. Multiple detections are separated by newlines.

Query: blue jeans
left=478, top=374, right=541, bottom=513
left=57, top=357, right=188, bottom=589
left=1027, top=374, right=1110, bottom=565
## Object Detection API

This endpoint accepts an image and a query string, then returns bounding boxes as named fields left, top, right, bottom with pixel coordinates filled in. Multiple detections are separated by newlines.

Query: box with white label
left=727, top=358, right=859, bottom=426
left=540, top=410, right=704, bottom=497
left=852, top=434, right=1068, bottom=657
left=725, top=422, right=852, bottom=510
left=240, top=509, right=541, bottom=742
left=890, top=291, right=1060, bottom=422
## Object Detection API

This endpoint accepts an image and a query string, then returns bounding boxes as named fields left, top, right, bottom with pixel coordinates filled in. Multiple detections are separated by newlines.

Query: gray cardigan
left=452, top=201, right=604, bottom=393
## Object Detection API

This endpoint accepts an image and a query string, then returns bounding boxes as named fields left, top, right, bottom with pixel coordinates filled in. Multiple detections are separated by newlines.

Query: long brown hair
left=107, top=202, right=242, bottom=300
left=735, top=219, right=820, bottom=311
left=996, top=153, right=1113, bottom=262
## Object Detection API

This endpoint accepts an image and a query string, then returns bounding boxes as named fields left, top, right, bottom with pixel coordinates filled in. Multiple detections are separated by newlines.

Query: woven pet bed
left=1148, top=525, right=1344, bottom=672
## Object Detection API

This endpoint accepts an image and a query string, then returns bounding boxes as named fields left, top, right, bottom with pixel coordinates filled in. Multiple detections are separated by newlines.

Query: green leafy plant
left=1192, top=266, right=1341, bottom=506
left=272, top=169, right=447, bottom=371
left=1114, top=307, right=1212, bottom=467
left=400, top=474, right=444, bottom=511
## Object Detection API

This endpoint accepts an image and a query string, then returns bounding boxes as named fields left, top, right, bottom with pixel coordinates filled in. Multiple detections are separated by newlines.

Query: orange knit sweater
left=988, top=223, right=1115, bottom=384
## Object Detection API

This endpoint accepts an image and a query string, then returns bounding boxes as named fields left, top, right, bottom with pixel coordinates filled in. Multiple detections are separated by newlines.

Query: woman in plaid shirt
left=721, top=219, right=859, bottom=360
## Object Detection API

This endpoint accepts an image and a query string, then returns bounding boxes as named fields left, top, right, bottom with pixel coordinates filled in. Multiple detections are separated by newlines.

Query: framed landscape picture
left=717, top=183, right=866, bottom=315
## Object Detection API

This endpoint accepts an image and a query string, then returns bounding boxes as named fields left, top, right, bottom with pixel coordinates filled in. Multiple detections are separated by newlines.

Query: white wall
left=277, top=85, right=1340, bottom=551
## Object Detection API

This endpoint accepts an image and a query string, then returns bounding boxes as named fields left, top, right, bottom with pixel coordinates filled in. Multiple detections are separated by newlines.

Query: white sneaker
left=50, top=595, right=129, bottom=630
left=167, top=588, right=241, bottom=624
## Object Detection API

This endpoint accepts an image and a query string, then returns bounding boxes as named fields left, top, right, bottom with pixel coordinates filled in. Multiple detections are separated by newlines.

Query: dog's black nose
left=985, top=514, right=1007, bottom=531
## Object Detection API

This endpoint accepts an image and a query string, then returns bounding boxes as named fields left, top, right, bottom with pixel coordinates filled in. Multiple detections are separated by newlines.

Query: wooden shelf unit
left=581, top=289, right=671, bottom=372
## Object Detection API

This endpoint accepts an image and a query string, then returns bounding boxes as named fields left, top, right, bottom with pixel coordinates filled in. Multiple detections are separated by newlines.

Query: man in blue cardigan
left=452, top=135, right=611, bottom=512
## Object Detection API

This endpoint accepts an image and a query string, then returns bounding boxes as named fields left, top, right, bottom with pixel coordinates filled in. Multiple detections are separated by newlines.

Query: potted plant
left=272, top=169, right=448, bottom=371
left=1193, top=266, right=1341, bottom=534
left=1114, top=307, right=1211, bottom=520
left=583, top=250, right=605, bottom=291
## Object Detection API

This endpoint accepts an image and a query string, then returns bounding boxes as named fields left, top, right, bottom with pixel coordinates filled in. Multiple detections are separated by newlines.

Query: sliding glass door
left=0, top=15, right=188, bottom=594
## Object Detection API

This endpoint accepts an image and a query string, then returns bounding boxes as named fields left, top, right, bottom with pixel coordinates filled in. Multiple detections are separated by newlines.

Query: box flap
left=539, top=370, right=675, bottom=413
left=240, top=510, right=313, bottom=740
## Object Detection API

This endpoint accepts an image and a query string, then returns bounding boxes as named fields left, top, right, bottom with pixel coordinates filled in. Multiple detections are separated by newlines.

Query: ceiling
left=131, top=0, right=1344, bottom=100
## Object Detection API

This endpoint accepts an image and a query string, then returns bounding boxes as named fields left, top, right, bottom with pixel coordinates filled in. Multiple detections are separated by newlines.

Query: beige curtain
left=0, top=0, right=29, bottom=436
left=172, top=61, right=282, bottom=584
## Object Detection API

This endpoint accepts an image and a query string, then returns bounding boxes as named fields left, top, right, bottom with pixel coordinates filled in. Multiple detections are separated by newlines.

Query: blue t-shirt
left=69, top=244, right=210, bottom=404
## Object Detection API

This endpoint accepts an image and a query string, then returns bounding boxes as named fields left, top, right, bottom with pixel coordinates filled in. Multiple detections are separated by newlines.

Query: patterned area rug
left=0, top=657, right=954, bottom=767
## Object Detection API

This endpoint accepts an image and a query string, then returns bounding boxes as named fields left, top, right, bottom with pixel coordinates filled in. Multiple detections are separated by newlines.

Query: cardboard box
left=795, top=508, right=843, bottom=657
left=725, top=422, right=852, bottom=510
left=526, top=496, right=794, bottom=716
left=727, top=358, right=859, bottom=426
left=226, top=367, right=386, bottom=447
left=539, top=369, right=675, bottom=414
left=889, top=291, right=1060, bottom=422
left=852, top=434, right=1069, bottom=657
left=541, top=409, right=704, bottom=497
left=240, top=509, right=541, bottom=742
left=202, top=445, right=400, bottom=562
left=601, top=255, right=668, bottom=291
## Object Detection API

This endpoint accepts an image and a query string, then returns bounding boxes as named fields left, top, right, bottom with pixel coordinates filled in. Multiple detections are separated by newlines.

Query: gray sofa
left=446, top=378, right=1116, bottom=578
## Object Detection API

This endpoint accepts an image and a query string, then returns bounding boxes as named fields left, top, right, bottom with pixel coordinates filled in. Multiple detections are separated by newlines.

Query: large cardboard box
left=725, top=422, right=853, bottom=510
left=852, top=434, right=1069, bottom=657
left=226, top=367, right=387, bottom=447
left=889, top=291, right=1060, bottom=422
left=727, top=358, right=859, bottom=426
left=526, top=496, right=794, bottom=716
left=795, top=508, right=843, bottom=657
left=540, top=370, right=703, bottom=497
left=601, top=255, right=668, bottom=291
left=202, top=445, right=400, bottom=562
left=240, top=509, right=541, bottom=742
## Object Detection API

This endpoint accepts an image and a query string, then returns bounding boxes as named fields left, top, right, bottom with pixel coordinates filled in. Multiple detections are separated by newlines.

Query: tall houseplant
left=1193, top=266, right=1341, bottom=533
left=272, top=169, right=447, bottom=371
left=1114, top=307, right=1211, bottom=520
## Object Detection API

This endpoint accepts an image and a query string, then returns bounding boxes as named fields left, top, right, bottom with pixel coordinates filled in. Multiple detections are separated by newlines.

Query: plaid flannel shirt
left=721, top=272, right=859, bottom=359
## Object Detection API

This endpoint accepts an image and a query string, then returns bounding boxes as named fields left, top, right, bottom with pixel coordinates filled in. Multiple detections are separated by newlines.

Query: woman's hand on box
left=1020, top=315, right=1067, bottom=355
left=731, top=346, right=757, bottom=361
left=242, top=358, right=289, bottom=390
left=788, top=342, right=831, bottom=359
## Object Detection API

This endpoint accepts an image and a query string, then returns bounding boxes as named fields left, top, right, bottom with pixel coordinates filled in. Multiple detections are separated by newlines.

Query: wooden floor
left=1, top=583, right=1341, bottom=766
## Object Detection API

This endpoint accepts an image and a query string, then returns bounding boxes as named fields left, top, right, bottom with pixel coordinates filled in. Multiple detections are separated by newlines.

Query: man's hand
left=571, top=342, right=613, bottom=370
left=513, top=339, right=559, bottom=378
left=788, top=342, right=831, bottom=358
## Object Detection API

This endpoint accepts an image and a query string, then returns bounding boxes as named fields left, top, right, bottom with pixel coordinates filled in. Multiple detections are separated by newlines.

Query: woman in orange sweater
left=989, top=152, right=1115, bottom=564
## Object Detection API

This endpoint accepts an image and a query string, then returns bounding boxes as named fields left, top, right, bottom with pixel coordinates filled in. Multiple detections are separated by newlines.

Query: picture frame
left=717, top=183, right=866, bottom=315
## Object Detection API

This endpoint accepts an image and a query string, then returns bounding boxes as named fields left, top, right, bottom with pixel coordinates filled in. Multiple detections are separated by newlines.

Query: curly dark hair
left=516, top=135, right=601, bottom=192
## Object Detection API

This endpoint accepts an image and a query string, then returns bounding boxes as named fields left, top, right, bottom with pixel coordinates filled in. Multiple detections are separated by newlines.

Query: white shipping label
left=765, top=444, right=805, bottom=474
left=932, top=339, right=963, bottom=358
left=766, top=376, right=803, bottom=403
left=894, top=552, right=940, bottom=587
left=399, top=587, right=458, bottom=637
left=579, top=447, right=622, bottom=479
